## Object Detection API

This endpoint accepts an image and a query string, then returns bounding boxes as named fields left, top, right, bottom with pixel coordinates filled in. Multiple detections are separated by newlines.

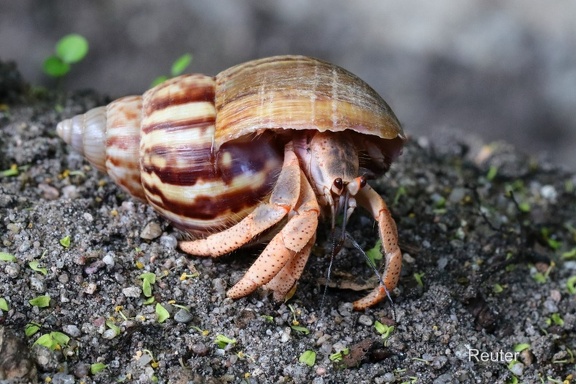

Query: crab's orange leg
left=179, top=144, right=302, bottom=257
left=353, top=185, right=402, bottom=310
left=228, top=171, right=320, bottom=299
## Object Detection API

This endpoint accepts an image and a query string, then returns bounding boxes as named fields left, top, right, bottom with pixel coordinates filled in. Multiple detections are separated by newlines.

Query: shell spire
left=57, top=96, right=147, bottom=200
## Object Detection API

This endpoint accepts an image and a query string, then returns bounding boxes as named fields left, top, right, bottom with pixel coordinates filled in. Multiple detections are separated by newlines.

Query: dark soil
left=1, top=62, right=575, bottom=384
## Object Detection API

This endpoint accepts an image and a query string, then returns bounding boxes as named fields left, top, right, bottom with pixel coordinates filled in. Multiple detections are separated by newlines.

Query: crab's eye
left=333, top=178, right=343, bottom=191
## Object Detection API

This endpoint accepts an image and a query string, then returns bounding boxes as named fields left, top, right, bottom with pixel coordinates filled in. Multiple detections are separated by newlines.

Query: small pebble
left=30, top=276, right=46, bottom=293
left=102, top=329, right=118, bottom=340
left=509, top=362, right=524, bottom=376
left=140, top=222, right=162, bottom=240
left=61, top=185, right=78, bottom=199
left=358, top=315, right=373, bottom=326
left=84, top=282, right=98, bottom=294
left=159, top=234, right=178, bottom=249
left=174, top=309, right=193, bottom=323
left=122, top=286, right=142, bottom=298
left=5, top=264, right=20, bottom=277
left=63, top=324, right=81, bottom=338
left=51, top=373, right=75, bottom=384
left=191, top=342, right=209, bottom=356
left=102, top=252, right=115, bottom=267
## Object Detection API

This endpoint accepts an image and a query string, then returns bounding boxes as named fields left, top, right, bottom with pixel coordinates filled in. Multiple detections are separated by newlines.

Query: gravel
left=1, top=61, right=575, bottom=383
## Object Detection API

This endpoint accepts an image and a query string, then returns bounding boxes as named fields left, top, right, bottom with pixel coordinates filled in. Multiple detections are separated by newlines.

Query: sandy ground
left=1, top=61, right=575, bottom=383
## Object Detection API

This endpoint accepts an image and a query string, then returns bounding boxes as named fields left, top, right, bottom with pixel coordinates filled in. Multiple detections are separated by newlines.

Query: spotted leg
left=263, top=171, right=319, bottom=301
left=227, top=170, right=320, bottom=299
left=352, top=185, right=402, bottom=310
left=179, top=143, right=302, bottom=257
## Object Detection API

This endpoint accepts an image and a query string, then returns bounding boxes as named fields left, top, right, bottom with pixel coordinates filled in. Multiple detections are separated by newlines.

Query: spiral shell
left=57, top=55, right=404, bottom=236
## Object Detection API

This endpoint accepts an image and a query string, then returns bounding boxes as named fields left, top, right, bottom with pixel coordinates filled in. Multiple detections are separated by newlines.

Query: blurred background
left=1, top=0, right=575, bottom=169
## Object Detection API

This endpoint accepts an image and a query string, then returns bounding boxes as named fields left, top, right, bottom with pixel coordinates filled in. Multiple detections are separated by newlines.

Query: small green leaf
left=261, top=315, right=274, bottom=323
left=90, top=362, right=107, bottom=374
left=29, top=295, right=51, bottom=308
left=171, top=53, right=193, bottom=76
left=151, top=75, right=168, bottom=87
left=513, top=343, right=530, bottom=352
left=43, top=55, right=70, bottom=77
left=214, top=334, right=236, bottom=349
left=25, top=323, right=41, bottom=337
left=550, top=313, right=564, bottom=326
left=59, top=235, right=71, bottom=248
left=329, top=348, right=349, bottom=362
left=374, top=320, right=395, bottom=340
left=561, top=248, right=576, bottom=260
left=366, top=239, right=382, bottom=265
left=35, top=334, right=55, bottom=349
left=0, top=298, right=8, bottom=311
left=492, top=283, right=504, bottom=294
left=140, top=272, right=156, bottom=297
left=155, top=303, right=170, bottom=323
left=290, top=325, right=310, bottom=335
left=518, top=202, right=531, bottom=213
left=0, top=252, right=16, bottom=262
left=144, top=296, right=155, bottom=305
left=299, top=350, right=316, bottom=367
left=50, top=331, right=70, bottom=347
left=56, top=34, right=89, bottom=64
left=413, top=272, right=425, bottom=287
left=567, top=275, right=576, bottom=294
left=29, top=260, right=48, bottom=276
left=486, top=165, right=498, bottom=181
left=533, top=272, right=547, bottom=284
left=105, top=320, right=121, bottom=337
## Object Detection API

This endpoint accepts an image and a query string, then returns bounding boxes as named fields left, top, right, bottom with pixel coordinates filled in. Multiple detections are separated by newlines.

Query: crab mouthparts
left=330, top=176, right=366, bottom=254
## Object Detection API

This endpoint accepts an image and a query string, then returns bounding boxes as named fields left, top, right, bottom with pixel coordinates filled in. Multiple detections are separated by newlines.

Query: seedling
left=90, top=362, right=107, bottom=375
left=43, top=34, right=89, bottom=78
left=0, top=252, right=16, bottom=262
left=374, top=320, right=395, bottom=341
left=413, top=272, right=425, bottom=287
left=214, top=334, right=236, bottom=349
left=25, top=322, right=41, bottom=337
left=139, top=272, right=156, bottom=297
left=366, top=239, right=382, bottom=266
left=29, top=295, right=51, bottom=308
left=567, top=275, right=576, bottom=294
left=0, top=298, right=8, bottom=311
left=105, top=319, right=121, bottom=337
left=29, top=260, right=48, bottom=275
left=35, top=331, right=70, bottom=350
left=155, top=303, right=170, bottom=323
left=329, top=347, right=350, bottom=362
left=59, top=235, right=71, bottom=248
left=151, top=53, right=193, bottom=87
left=299, top=350, right=316, bottom=366
left=290, top=325, right=310, bottom=335
left=0, top=164, right=19, bottom=177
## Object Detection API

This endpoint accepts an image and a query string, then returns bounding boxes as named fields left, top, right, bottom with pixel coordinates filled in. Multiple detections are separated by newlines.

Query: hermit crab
left=57, top=55, right=406, bottom=309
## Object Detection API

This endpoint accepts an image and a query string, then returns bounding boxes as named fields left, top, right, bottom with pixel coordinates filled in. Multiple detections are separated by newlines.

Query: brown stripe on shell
left=105, top=96, right=147, bottom=200
left=140, top=133, right=283, bottom=235
left=143, top=74, right=216, bottom=117
left=213, top=55, right=405, bottom=148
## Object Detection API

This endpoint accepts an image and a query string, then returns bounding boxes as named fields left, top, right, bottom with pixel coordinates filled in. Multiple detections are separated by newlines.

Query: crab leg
left=179, top=144, right=302, bottom=257
left=228, top=170, right=320, bottom=299
left=263, top=174, right=319, bottom=300
left=352, top=185, right=402, bottom=310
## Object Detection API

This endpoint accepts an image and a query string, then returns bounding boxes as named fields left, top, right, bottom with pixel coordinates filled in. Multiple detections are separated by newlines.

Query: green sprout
left=25, top=323, right=41, bottom=337
left=299, top=350, right=316, bottom=367
left=139, top=272, right=156, bottom=297
left=29, top=295, right=51, bottom=308
left=35, top=331, right=70, bottom=350
left=59, top=235, right=71, bottom=248
left=155, top=303, right=170, bottom=323
left=0, top=298, right=8, bottom=311
left=43, top=34, right=89, bottom=78
left=214, top=334, right=237, bottom=349
left=151, top=53, right=193, bottom=87
left=413, top=272, right=425, bottom=287
left=0, top=252, right=16, bottom=262
left=513, top=343, right=530, bottom=352
left=90, top=362, right=107, bottom=375
left=329, top=347, right=350, bottom=362
left=29, top=260, right=48, bottom=276
left=567, top=276, right=576, bottom=294
left=374, top=320, right=395, bottom=341
left=0, top=164, right=19, bottom=178
left=366, top=239, right=382, bottom=266
left=290, top=325, right=310, bottom=335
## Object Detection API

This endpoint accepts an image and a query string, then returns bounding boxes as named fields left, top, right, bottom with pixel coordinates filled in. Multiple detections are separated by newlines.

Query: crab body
left=57, top=55, right=405, bottom=309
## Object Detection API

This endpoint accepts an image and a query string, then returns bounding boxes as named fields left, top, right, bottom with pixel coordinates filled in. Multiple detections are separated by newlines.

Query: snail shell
left=57, top=55, right=404, bottom=236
